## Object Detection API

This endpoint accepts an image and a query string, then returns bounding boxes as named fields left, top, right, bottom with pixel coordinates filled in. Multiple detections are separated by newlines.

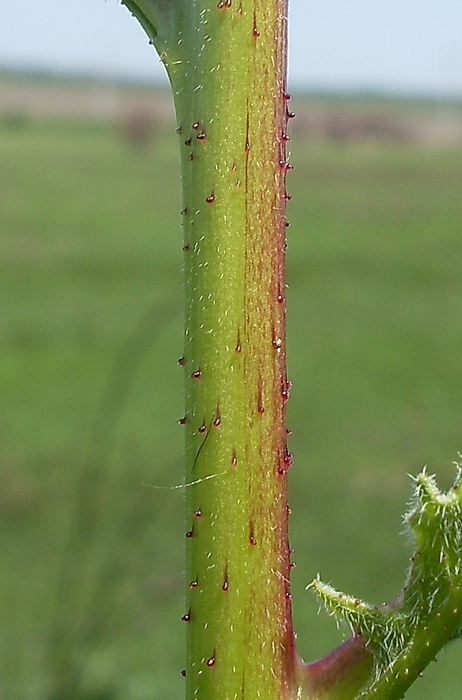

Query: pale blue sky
left=1, top=1, right=462, bottom=95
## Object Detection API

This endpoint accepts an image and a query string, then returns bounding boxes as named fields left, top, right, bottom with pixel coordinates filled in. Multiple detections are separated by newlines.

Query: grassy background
left=1, top=92, right=462, bottom=699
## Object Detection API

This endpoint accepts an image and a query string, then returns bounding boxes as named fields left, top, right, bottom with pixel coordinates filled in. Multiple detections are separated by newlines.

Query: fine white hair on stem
left=142, top=473, right=220, bottom=490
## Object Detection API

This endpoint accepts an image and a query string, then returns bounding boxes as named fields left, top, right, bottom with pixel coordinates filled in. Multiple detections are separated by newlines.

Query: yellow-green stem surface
left=163, top=2, right=295, bottom=698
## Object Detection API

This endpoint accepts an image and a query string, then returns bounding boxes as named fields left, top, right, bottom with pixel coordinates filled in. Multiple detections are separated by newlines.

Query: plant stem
left=169, top=3, right=296, bottom=698
left=122, top=2, right=372, bottom=698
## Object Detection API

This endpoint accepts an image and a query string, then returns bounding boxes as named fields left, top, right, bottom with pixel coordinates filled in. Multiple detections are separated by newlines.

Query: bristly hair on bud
left=307, top=462, right=462, bottom=699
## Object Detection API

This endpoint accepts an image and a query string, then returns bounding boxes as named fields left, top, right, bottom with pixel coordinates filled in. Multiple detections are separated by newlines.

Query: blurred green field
left=1, top=101, right=462, bottom=699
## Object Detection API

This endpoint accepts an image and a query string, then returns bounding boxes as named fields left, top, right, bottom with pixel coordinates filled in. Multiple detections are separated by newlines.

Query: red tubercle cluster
left=281, top=93, right=294, bottom=152
left=285, top=92, right=296, bottom=121
left=283, top=450, right=294, bottom=469
left=282, top=92, right=295, bottom=128
left=278, top=430, right=294, bottom=476
left=288, top=547, right=296, bottom=580
left=182, top=121, right=207, bottom=163
left=272, top=336, right=283, bottom=350
left=279, top=93, right=294, bottom=240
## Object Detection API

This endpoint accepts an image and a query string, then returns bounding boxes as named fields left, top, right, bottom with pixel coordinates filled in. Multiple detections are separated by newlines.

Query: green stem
left=121, top=2, right=297, bottom=696
left=172, top=3, right=295, bottom=698
left=123, top=1, right=296, bottom=697
left=122, top=2, right=372, bottom=699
